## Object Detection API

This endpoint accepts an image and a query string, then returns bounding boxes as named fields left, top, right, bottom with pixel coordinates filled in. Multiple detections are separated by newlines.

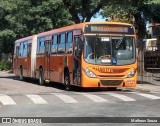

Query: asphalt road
left=0, top=71, right=160, bottom=126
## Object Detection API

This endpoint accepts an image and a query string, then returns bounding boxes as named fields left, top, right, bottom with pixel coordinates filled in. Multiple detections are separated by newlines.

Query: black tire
left=39, top=68, right=44, bottom=86
left=19, top=68, right=23, bottom=81
left=64, top=72, right=72, bottom=91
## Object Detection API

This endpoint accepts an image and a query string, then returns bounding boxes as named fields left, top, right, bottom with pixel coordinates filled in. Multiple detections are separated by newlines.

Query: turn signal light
left=126, top=80, right=135, bottom=84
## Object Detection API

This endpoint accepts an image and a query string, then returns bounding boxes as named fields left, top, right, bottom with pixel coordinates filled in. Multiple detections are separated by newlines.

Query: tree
left=0, top=0, right=73, bottom=56
left=101, top=0, right=160, bottom=50
left=143, top=2, right=160, bottom=23
left=1, top=0, right=73, bottom=37
left=62, top=0, right=110, bottom=23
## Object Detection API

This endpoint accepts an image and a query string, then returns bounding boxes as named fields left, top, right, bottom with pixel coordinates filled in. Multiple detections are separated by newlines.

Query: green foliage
left=0, top=0, right=73, bottom=56
left=0, top=60, right=12, bottom=71
left=154, top=0, right=160, bottom=3
left=0, top=0, right=110, bottom=56
left=1, top=0, right=159, bottom=57
left=62, top=0, right=109, bottom=23
left=101, top=0, right=153, bottom=23
left=101, top=0, right=160, bottom=50
left=1, top=0, right=73, bottom=36
left=143, top=2, right=160, bottom=23
left=0, top=29, right=16, bottom=54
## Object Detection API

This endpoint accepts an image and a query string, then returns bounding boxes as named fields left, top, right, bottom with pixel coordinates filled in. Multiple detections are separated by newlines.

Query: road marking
left=0, top=94, right=16, bottom=105
left=79, top=93, right=108, bottom=102
left=103, top=92, right=136, bottom=101
left=134, top=93, right=160, bottom=100
left=51, top=93, right=78, bottom=103
left=25, top=94, right=48, bottom=104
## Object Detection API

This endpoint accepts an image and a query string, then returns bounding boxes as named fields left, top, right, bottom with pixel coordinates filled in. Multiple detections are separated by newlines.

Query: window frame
left=66, top=31, right=73, bottom=54
left=51, top=34, right=58, bottom=54
left=18, top=41, right=28, bottom=57
left=57, top=33, right=66, bottom=54
left=37, top=37, right=45, bottom=55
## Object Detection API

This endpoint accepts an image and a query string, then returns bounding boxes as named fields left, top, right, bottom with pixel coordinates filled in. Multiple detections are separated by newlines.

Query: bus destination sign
left=85, top=24, right=134, bottom=34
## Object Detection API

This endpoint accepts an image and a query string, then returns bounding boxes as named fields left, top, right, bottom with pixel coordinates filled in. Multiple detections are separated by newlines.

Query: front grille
left=98, top=75, right=124, bottom=77
left=100, top=80, right=123, bottom=86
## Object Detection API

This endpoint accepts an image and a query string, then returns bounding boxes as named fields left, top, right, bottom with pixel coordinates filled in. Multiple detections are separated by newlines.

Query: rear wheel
left=39, top=68, right=44, bottom=86
left=64, top=72, right=72, bottom=91
left=19, top=68, right=23, bottom=81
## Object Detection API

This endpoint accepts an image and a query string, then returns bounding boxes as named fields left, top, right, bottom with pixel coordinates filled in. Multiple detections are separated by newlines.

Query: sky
left=90, top=10, right=107, bottom=22
left=91, top=15, right=106, bottom=22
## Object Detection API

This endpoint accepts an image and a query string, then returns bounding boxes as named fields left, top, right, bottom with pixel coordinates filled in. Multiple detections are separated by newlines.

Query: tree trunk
left=134, top=13, right=146, bottom=51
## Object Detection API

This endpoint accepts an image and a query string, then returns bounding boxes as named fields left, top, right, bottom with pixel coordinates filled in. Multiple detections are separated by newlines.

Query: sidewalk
left=136, top=75, right=160, bottom=92
left=136, top=83, right=160, bottom=92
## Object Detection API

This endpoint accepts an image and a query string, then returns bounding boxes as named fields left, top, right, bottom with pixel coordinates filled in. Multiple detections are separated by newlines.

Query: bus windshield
left=84, top=35, right=136, bottom=65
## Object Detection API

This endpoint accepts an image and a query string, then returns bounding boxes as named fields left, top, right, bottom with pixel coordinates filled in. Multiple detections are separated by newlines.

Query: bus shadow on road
left=45, top=82, right=126, bottom=92
left=0, top=75, right=20, bottom=80
left=0, top=74, right=40, bottom=85
left=0, top=74, right=130, bottom=92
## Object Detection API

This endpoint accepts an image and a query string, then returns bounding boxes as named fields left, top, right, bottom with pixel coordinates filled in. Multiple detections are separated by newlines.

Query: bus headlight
left=125, top=69, right=136, bottom=78
left=83, top=68, right=96, bottom=78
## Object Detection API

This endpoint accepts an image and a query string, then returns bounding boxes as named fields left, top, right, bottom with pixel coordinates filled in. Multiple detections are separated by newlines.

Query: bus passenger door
left=27, top=43, right=32, bottom=76
left=14, top=46, right=19, bottom=75
left=73, top=36, right=83, bottom=85
left=44, top=40, right=51, bottom=80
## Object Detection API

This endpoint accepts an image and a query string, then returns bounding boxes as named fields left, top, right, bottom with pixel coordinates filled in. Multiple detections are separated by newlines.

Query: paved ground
left=1, top=70, right=160, bottom=93
left=1, top=90, right=160, bottom=106
left=0, top=71, right=160, bottom=126
left=3, top=70, right=160, bottom=93
left=0, top=71, right=160, bottom=106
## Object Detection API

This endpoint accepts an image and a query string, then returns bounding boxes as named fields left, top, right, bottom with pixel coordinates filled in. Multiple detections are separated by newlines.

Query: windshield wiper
left=116, top=35, right=125, bottom=49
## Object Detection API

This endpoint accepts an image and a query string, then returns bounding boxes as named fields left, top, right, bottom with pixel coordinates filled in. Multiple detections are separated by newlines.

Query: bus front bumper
left=81, top=72, right=137, bottom=88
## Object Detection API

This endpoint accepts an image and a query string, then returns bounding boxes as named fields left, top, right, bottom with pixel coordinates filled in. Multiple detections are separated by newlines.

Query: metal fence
left=138, top=45, right=160, bottom=85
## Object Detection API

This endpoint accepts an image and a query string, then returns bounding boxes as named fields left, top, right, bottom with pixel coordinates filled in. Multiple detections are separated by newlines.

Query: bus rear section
left=13, top=35, right=37, bottom=80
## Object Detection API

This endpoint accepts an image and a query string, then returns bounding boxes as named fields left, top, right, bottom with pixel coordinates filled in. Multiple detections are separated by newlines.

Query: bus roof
left=15, top=22, right=134, bottom=41
left=15, top=35, right=34, bottom=43
left=37, top=23, right=83, bottom=37
left=37, top=22, right=134, bottom=38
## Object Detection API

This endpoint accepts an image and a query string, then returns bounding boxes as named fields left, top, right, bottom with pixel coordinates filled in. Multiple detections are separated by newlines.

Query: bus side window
left=58, top=33, right=65, bottom=54
left=16, top=46, right=19, bottom=57
left=28, top=44, right=32, bottom=57
left=66, top=32, right=73, bottom=54
left=19, top=42, right=23, bottom=57
left=18, top=41, right=28, bottom=57
left=23, top=41, right=28, bottom=56
left=38, top=37, right=45, bottom=55
left=51, top=35, right=58, bottom=54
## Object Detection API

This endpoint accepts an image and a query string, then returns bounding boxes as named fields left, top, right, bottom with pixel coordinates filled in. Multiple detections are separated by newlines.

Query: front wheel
left=39, top=68, right=44, bottom=86
left=64, top=72, right=72, bottom=91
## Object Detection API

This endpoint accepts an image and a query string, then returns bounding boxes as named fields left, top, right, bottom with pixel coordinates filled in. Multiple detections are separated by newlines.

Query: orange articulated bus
left=13, top=22, right=137, bottom=90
